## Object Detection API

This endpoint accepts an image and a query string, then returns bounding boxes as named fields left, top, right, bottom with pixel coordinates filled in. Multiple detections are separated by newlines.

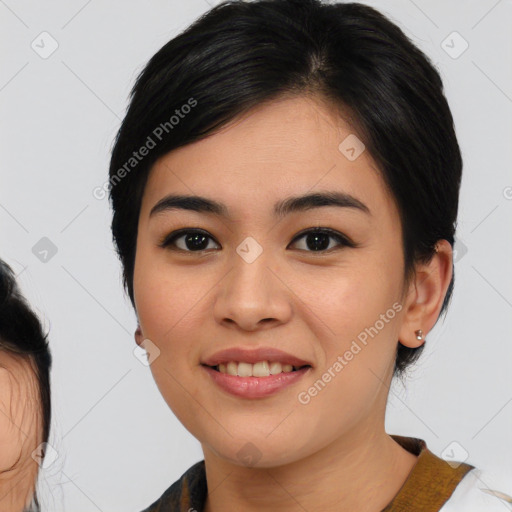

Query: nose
left=213, top=248, right=293, bottom=332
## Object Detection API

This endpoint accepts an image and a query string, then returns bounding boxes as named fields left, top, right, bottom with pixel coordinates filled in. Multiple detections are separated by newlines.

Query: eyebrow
left=149, top=191, right=371, bottom=219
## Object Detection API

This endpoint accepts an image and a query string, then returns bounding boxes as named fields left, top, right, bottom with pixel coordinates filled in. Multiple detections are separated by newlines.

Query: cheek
left=292, top=261, right=402, bottom=417
left=0, top=402, right=23, bottom=472
left=133, top=258, right=208, bottom=405
left=296, top=261, right=401, bottom=345
left=294, top=278, right=401, bottom=436
left=0, top=369, right=39, bottom=473
left=134, top=250, right=204, bottom=341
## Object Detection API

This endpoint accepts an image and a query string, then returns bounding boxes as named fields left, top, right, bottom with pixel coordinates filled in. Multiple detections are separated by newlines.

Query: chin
left=201, top=429, right=312, bottom=469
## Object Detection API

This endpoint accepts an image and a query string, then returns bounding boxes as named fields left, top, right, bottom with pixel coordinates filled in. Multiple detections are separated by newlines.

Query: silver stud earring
left=415, top=329, right=423, bottom=341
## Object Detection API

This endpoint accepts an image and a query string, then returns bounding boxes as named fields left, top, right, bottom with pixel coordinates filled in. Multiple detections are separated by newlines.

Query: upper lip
left=201, top=347, right=312, bottom=367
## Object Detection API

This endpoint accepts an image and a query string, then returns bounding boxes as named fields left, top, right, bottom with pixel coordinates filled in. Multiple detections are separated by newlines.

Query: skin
left=0, top=351, right=41, bottom=511
left=133, top=95, right=453, bottom=511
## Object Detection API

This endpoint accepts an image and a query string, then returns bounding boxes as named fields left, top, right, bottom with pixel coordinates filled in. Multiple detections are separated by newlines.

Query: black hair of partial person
left=0, top=259, right=52, bottom=512
left=108, top=0, right=462, bottom=379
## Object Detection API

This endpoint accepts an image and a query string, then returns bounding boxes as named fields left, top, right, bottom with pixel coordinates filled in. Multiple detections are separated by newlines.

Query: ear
left=134, top=324, right=144, bottom=347
left=398, top=239, right=453, bottom=348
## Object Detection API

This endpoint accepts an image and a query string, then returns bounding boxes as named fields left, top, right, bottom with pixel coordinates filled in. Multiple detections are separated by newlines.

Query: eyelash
left=158, top=227, right=357, bottom=254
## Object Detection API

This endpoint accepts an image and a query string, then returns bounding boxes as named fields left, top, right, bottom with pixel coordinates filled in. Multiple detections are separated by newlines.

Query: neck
left=202, top=423, right=418, bottom=512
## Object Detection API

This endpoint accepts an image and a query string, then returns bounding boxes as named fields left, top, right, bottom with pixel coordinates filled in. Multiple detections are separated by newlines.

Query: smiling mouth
left=205, top=361, right=311, bottom=377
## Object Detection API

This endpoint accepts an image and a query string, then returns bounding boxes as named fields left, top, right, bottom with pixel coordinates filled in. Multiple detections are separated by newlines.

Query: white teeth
left=226, top=361, right=238, bottom=376
left=269, top=361, right=282, bottom=375
left=216, top=361, right=302, bottom=377
left=252, top=361, right=270, bottom=377
left=237, top=362, right=252, bottom=377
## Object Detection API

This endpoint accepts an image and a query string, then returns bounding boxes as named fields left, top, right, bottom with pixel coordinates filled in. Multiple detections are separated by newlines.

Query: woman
left=108, top=1, right=510, bottom=510
left=0, top=259, right=52, bottom=512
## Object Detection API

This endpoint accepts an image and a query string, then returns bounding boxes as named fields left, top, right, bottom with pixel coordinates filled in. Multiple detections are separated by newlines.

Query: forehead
left=141, top=95, right=397, bottom=222
left=0, top=350, right=36, bottom=388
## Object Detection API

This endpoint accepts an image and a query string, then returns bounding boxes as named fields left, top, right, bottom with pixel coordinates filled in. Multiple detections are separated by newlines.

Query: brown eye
left=289, top=228, right=355, bottom=252
left=160, top=229, right=220, bottom=252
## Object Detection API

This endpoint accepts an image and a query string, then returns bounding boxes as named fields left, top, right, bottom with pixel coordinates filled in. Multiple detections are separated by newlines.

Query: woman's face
left=0, top=351, right=41, bottom=509
left=133, top=95, right=419, bottom=467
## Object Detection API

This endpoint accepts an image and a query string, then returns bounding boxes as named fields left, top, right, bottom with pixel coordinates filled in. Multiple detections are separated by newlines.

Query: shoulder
left=440, top=468, right=512, bottom=512
left=139, top=460, right=207, bottom=512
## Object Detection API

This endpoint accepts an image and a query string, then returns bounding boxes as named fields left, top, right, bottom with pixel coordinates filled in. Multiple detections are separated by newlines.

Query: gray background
left=1, top=0, right=511, bottom=510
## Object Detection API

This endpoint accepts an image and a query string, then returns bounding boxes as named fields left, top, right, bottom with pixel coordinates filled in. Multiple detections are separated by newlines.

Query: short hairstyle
left=0, top=259, right=52, bottom=511
left=109, top=0, right=462, bottom=377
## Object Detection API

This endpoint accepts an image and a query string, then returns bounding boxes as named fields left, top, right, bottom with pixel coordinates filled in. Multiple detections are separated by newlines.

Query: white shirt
left=440, top=468, right=512, bottom=511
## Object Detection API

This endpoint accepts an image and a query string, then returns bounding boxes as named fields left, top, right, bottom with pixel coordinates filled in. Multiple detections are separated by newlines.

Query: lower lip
left=202, top=365, right=311, bottom=399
